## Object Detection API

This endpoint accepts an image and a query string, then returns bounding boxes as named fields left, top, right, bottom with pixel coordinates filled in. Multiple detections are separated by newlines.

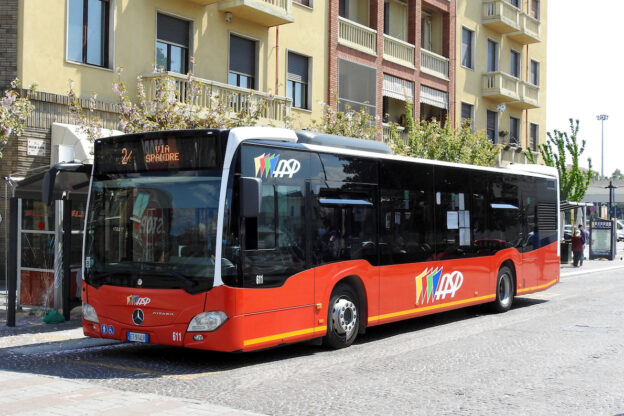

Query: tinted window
left=319, top=154, right=377, bottom=184
left=312, top=184, right=377, bottom=265
left=379, top=161, right=434, bottom=264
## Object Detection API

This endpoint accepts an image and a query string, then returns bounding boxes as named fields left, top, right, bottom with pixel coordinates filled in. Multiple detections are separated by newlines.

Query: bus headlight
left=187, top=311, right=228, bottom=332
left=82, top=303, right=99, bottom=323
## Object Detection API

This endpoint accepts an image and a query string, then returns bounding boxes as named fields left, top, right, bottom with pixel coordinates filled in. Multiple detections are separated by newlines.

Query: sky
left=547, top=0, right=624, bottom=177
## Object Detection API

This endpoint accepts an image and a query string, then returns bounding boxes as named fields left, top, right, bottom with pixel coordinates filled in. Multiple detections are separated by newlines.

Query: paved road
left=1, top=264, right=624, bottom=415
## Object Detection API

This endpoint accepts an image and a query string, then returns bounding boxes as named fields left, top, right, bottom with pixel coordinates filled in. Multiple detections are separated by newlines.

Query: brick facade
left=0, top=92, right=119, bottom=283
left=328, top=0, right=457, bottom=135
left=0, top=0, right=18, bottom=90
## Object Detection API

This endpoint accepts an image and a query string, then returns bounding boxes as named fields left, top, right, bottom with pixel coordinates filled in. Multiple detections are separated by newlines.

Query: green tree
left=388, top=101, right=500, bottom=166
left=611, top=169, right=624, bottom=180
left=527, top=118, right=593, bottom=202
left=0, top=79, right=36, bottom=158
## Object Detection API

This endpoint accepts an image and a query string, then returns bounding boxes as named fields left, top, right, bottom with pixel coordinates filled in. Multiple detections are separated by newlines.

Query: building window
left=293, top=0, right=311, bottom=6
left=287, top=52, right=310, bottom=110
left=67, top=0, right=110, bottom=67
left=156, top=13, right=190, bottom=74
left=487, top=110, right=498, bottom=143
left=461, top=27, right=474, bottom=69
left=229, top=35, right=256, bottom=89
left=510, top=50, right=520, bottom=78
left=461, top=102, right=474, bottom=131
left=338, top=59, right=376, bottom=117
left=530, top=123, right=539, bottom=151
left=530, top=0, right=540, bottom=19
left=487, top=39, right=498, bottom=72
left=510, top=116, right=520, bottom=146
left=421, top=12, right=432, bottom=51
left=510, top=0, right=520, bottom=8
left=530, top=60, right=540, bottom=85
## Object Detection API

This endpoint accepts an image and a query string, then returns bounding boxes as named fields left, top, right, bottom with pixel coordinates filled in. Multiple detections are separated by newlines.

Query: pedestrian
left=579, top=224, right=588, bottom=266
left=571, top=229, right=584, bottom=267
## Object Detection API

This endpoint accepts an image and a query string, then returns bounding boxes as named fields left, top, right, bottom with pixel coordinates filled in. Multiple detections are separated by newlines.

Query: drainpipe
left=275, top=26, right=280, bottom=95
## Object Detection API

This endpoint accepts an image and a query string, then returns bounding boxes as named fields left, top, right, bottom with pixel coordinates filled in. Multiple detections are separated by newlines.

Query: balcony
left=482, top=71, right=520, bottom=102
left=518, top=82, right=540, bottom=109
left=420, top=49, right=449, bottom=80
left=192, top=0, right=293, bottom=27
left=508, top=13, right=541, bottom=44
left=142, top=72, right=292, bottom=126
left=383, top=35, right=415, bottom=68
left=382, top=123, right=408, bottom=145
left=482, top=72, right=540, bottom=109
left=338, top=16, right=377, bottom=56
left=482, top=0, right=520, bottom=34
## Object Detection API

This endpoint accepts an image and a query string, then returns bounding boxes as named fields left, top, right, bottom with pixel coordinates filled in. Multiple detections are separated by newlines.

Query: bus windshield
left=85, top=171, right=222, bottom=293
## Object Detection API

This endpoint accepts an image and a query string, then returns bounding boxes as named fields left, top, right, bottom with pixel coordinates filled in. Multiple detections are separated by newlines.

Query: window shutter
left=157, top=14, right=189, bottom=46
left=230, top=35, right=256, bottom=76
left=288, top=53, right=308, bottom=83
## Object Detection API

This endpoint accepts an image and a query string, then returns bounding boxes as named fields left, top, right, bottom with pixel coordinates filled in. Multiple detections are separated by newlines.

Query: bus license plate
left=126, top=332, right=149, bottom=343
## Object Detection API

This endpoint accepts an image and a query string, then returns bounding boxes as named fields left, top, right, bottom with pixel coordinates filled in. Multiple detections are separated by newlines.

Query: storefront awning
left=383, top=74, right=414, bottom=101
left=420, top=85, right=448, bottom=110
left=51, top=123, right=122, bottom=164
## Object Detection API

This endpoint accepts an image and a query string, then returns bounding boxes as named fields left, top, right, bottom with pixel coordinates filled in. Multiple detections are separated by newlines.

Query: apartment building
left=456, top=0, right=546, bottom=165
left=0, top=0, right=544, bottom=285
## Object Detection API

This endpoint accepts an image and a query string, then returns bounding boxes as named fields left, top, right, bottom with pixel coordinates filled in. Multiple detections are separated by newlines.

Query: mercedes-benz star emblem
left=137, top=278, right=143, bottom=286
left=132, top=309, right=144, bottom=326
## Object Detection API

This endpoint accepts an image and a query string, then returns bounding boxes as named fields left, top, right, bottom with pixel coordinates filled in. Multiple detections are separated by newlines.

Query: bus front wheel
left=323, top=283, right=360, bottom=349
left=492, top=266, right=515, bottom=313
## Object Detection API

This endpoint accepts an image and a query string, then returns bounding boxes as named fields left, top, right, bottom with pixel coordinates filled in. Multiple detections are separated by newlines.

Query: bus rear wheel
left=492, top=266, right=514, bottom=313
left=323, top=284, right=360, bottom=349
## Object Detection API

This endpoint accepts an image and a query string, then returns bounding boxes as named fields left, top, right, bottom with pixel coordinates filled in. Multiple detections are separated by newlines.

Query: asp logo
left=415, top=267, right=464, bottom=306
left=127, top=295, right=151, bottom=306
left=254, top=153, right=301, bottom=178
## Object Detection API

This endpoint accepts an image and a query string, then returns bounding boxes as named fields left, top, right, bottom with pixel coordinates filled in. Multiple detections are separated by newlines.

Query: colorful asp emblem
left=254, top=153, right=301, bottom=178
left=415, top=267, right=464, bottom=306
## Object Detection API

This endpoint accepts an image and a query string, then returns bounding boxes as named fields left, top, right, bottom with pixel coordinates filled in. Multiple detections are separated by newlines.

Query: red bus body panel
left=82, top=242, right=559, bottom=352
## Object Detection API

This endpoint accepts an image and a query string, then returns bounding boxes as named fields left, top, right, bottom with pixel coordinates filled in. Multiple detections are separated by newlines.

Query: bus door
left=239, top=146, right=314, bottom=338
left=520, top=176, right=540, bottom=290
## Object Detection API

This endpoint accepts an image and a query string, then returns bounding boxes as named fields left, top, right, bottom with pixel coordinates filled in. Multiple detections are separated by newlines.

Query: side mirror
left=42, top=163, right=92, bottom=205
left=240, top=177, right=262, bottom=217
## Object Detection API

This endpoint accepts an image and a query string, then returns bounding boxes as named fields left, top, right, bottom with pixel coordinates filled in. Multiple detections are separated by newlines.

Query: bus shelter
left=6, top=163, right=91, bottom=326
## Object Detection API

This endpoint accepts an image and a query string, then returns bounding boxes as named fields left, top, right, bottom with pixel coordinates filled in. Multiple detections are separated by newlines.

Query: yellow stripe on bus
left=368, top=294, right=497, bottom=323
left=243, top=326, right=327, bottom=347
left=516, top=278, right=558, bottom=294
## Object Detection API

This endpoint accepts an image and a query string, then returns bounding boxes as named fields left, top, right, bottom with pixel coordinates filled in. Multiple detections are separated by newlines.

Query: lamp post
left=596, top=114, right=608, bottom=178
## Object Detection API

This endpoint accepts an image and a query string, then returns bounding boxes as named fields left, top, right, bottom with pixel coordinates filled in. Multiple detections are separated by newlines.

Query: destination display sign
left=94, top=131, right=226, bottom=175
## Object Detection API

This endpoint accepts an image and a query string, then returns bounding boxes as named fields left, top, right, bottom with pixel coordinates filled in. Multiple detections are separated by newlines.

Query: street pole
left=597, top=114, right=608, bottom=178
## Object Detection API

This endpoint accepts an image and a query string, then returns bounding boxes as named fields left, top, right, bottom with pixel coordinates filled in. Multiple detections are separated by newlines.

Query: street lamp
left=606, top=180, right=617, bottom=219
left=596, top=114, right=608, bottom=177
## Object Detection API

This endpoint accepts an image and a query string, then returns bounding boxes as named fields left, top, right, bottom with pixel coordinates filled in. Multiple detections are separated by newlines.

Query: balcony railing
left=142, top=72, right=292, bottom=125
left=482, top=0, right=520, bottom=34
left=383, top=35, right=415, bottom=68
left=189, top=0, right=293, bottom=26
left=382, top=123, right=408, bottom=145
left=420, top=49, right=449, bottom=80
left=338, top=16, right=377, bottom=56
left=508, top=13, right=541, bottom=44
left=519, top=82, right=540, bottom=109
left=482, top=71, right=520, bottom=102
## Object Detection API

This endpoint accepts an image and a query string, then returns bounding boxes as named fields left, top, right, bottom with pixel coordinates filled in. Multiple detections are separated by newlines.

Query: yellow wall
left=455, top=0, right=547, bottom=151
left=17, top=0, right=329, bottom=125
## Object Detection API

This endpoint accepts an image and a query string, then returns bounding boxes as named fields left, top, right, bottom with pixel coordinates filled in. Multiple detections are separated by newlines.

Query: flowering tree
left=71, top=66, right=270, bottom=142
left=309, top=100, right=378, bottom=141
left=0, top=79, right=36, bottom=157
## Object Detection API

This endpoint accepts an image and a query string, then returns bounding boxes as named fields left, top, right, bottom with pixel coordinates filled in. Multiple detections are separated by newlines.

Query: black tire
left=323, top=283, right=360, bottom=349
left=491, top=266, right=515, bottom=313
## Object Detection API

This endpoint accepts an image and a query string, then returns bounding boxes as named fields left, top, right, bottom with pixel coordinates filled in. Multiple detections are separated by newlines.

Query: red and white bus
left=79, top=127, right=559, bottom=351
